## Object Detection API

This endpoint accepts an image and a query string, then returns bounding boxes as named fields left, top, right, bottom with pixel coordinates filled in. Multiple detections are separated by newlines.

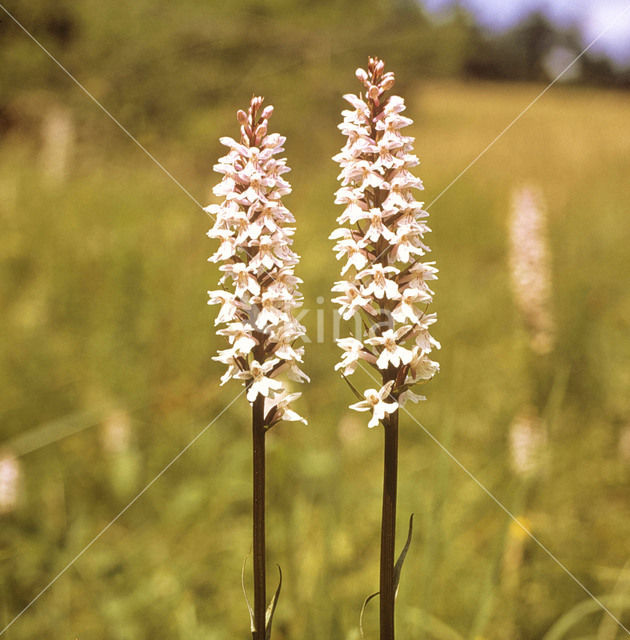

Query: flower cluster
left=207, top=97, right=307, bottom=426
left=331, top=57, right=439, bottom=428
left=508, top=186, right=555, bottom=355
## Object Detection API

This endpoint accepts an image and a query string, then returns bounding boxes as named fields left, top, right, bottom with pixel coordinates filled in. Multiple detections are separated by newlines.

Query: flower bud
left=255, top=123, right=267, bottom=142
left=356, top=68, right=369, bottom=84
left=250, top=96, right=264, bottom=119
left=380, top=73, right=395, bottom=91
left=368, top=85, right=381, bottom=102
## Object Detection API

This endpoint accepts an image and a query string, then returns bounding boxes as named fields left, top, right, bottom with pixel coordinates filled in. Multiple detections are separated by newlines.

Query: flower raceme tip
left=207, top=96, right=308, bottom=428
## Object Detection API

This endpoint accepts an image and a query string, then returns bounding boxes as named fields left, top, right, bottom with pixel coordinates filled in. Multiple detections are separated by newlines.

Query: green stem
left=252, top=394, right=266, bottom=639
left=380, top=408, right=399, bottom=640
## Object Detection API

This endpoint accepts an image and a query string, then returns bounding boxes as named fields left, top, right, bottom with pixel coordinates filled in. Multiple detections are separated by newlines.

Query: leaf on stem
left=394, top=514, right=414, bottom=599
left=359, top=591, right=379, bottom=640
left=265, top=565, right=282, bottom=640
left=241, top=552, right=255, bottom=633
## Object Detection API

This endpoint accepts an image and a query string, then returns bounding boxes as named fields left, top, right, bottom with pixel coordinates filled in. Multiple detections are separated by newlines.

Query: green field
left=2, top=79, right=630, bottom=639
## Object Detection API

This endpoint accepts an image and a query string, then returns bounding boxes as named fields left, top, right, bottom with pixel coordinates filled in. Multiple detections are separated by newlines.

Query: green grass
left=1, top=79, right=630, bottom=639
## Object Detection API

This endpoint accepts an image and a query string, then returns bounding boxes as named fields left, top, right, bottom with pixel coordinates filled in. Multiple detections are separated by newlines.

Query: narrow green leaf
left=394, top=514, right=414, bottom=598
left=265, top=565, right=282, bottom=640
left=359, top=591, right=379, bottom=640
left=241, top=553, right=255, bottom=633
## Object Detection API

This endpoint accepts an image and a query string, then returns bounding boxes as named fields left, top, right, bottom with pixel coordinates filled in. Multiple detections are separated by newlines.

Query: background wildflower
left=508, top=408, right=547, bottom=478
left=508, top=185, right=555, bottom=356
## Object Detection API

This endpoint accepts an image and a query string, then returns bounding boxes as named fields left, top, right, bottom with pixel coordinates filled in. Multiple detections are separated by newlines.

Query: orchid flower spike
left=331, top=57, right=439, bottom=428
left=207, top=96, right=308, bottom=427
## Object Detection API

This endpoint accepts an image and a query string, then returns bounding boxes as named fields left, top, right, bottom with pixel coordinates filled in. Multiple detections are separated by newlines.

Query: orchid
left=349, top=381, right=399, bottom=429
left=330, top=57, right=440, bottom=640
left=207, top=97, right=308, bottom=640
left=264, top=392, right=307, bottom=427
left=330, top=57, right=439, bottom=424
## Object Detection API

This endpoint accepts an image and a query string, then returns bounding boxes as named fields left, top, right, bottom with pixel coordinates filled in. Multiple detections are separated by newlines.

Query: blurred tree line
left=1, top=0, right=629, bottom=139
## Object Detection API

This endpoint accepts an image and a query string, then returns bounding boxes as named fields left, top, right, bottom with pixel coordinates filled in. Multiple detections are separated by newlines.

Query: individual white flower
left=366, top=328, right=414, bottom=370
left=219, top=263, right=261, bottom=297
left=330, top=228, right=369, bottom=274
left=335, top=337, right=373, bottom=375
left=357, top=264, right=401, bottom=300
left=363, top=208, right=396, bottom=243
left=207, top=97, right=307, bottom=426
left=235, top=359, right=283, bottom=402
left=397, top=388, right=426, bottom=407
left=392, top=222, right=429, bottom=262
left=279, top=359, right=310, bottom=384
left=331, top=57, right=439, bottom=427
left=270, top=324, right=305, bottom=362
left=216, top=322, right=258, bottom=355
left=407, top=347, right=440, bottom=383
left=331, top=281, right=376, bottom=320
left=207, top=290, right=241, bottom=325
left=265, top=392, right=307, bottom=426
left=391, top=288, right=431, bottom=324
left=414, top=328, right=441, bottom=353
left=349, top=381, right=399, bottom=428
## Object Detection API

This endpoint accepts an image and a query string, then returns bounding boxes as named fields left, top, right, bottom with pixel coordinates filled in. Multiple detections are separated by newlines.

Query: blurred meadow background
left=1, top=1, right=630, bottom=638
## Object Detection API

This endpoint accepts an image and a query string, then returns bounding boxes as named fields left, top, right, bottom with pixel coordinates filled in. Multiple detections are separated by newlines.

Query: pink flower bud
left=380, top=73, right=395, bottom=91
left=368, top=85, right=381, bottom=102
left=237, top=110, right=248, bottom=125
left=356, top=68, right=369, bottom=84
left=261, top=105, right=274, bottom=120
left=250, top=96, right=264, bottom=117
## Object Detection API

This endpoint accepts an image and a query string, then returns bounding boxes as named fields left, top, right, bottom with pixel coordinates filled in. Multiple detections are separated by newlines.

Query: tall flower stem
left=380, top=407, right=399, bottom=640
left=252, top=393, right=266, bottom=640
left=208, top=96, right=308, bottom=639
